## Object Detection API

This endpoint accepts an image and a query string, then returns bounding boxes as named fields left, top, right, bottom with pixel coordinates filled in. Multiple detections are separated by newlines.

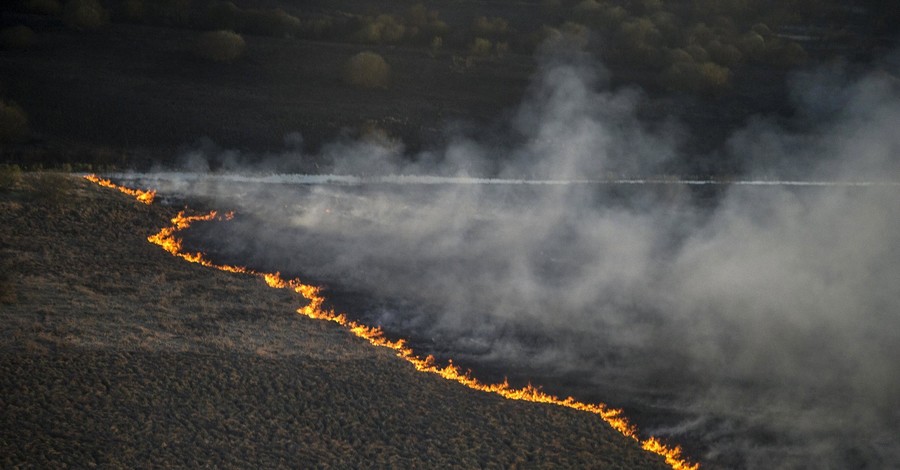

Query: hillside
left=0, top=173, right=671, bottom=468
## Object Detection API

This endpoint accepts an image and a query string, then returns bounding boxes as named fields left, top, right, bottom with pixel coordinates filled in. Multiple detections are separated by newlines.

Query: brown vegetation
left=342, top=51, right=391, bottom=89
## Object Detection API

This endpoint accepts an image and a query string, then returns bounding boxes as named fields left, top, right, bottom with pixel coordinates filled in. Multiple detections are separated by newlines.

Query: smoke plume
left=124, top=46, right=900, bottom=469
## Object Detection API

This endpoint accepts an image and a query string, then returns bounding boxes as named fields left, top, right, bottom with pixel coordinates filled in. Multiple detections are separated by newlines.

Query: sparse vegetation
left=194, top=30, right=246, bottom=63
left=32, top=172, right=74, bottom=204
left=469, top=37, right=492, bottom=57
left=342, top=51, right=390, bottom=89
left=0, top=100, right=29, bottom=144
left=0, top=164, right=22, bottom=190
left=62, top=0, right=109, bottom=30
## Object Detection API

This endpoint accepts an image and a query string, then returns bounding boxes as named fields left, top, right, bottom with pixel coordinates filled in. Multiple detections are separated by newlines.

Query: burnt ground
left=0, top=173, right=671, bottom=468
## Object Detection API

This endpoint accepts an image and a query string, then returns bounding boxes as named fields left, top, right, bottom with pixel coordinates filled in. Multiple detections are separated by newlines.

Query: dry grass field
left=0, top=173, right=670, bottom=468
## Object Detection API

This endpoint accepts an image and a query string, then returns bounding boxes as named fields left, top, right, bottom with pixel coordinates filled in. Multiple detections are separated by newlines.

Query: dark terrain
left=2, top=0, right=898, bottom=468
left=1, top=1, right=895, bottom=173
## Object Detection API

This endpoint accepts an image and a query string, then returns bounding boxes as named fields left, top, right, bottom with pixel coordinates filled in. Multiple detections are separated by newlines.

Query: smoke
left=125, top=47, right=900, bottom=468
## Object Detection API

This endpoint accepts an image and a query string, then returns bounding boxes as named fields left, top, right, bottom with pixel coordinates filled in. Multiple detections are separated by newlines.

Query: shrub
left=662, top=59, right=730, bottom=92
left=24, top=0, right=62, bottom=16
left=195, top=30, right=246, bottom=62
left=472, top=16, right=509, bottom=37
left=685, top=44, right=709, bottom=62
left=0, top=164, right=23, bottom=189
left=737, top=31, right=765, bottom=59
left=469, top=37, right=492, bottom=56
left=560, top=21, right=590, bottom=48
left=698, top=61, right=730, bottom=88
left=243, top=8, right=301, bottom=37
left=402, top=4, right=448, bottom=42
left=766, top=41, right=807, bottom=67
left=62, top=0, right=109, bottom=30
left=356, top=14, right=406, bottom=44
left=430, top=36, right=443, bottom=55
left=1, top=25, right=36, bottom=49
left=0, top=100, right=29, bottom=143
left=342, top=52, right=390, bottom=89
left=706, top=39, right=743, bottom=66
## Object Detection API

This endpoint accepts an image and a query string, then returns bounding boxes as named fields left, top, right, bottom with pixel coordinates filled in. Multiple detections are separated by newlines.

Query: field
left=2, top=1, right=898, bottom=468
left=0, top=173, right=671, bottom=468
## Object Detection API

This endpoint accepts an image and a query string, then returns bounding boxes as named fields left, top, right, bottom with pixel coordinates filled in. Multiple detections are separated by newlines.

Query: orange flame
left=86, top=175, right=699, bottom=470
left=84, top=174, right=156, bottom=204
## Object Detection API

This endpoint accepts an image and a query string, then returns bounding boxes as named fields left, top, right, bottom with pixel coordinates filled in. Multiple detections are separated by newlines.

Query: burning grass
left=99, top=175, right=698, bottom=470
left=0, top=173, right=680, bottom=468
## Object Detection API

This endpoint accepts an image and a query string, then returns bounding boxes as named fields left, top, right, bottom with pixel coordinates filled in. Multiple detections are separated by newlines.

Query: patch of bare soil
left=0, top=174, right=668, bottom=469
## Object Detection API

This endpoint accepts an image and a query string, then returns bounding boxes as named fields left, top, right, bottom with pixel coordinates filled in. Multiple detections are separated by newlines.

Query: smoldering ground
left=120, top=47, right=900, bottom=469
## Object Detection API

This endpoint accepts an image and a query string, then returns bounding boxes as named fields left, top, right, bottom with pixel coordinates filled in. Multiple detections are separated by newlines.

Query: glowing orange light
left=86, top=175, right=699, bottom=470
left=84, top=174, right=156, bottom=204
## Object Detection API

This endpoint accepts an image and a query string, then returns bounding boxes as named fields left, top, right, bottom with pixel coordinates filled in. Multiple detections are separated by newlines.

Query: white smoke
left=117, top=49, right=900, bottom=469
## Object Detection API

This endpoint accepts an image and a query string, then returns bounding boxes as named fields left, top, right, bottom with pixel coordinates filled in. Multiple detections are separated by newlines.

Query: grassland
left=0, top=173, right=670, bottom=468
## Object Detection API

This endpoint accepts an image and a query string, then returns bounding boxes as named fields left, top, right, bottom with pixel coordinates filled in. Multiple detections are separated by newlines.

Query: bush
left=472, top=16, right=509, bottom=37
left=766, top=41, right=807, bottom=68
left=243, top=8, right=301, bottom=37
left=405, top=4, right=448, bottom=39
left=62, top=0, right=109, bottom=30
left=195, top=30, right=246, bottom=62
left=469, top=37, right=492, bottom=56
left=24, top=0, right=62, bottom=16
left=706, top=39, right=743, bottom=66
left=1, top=25, right=36, bottom=49
left=0, top=164, right=23, bottom=189
left=342, top=52, right=390, bottom=89
left=0, top=100, right=29, bottom=143
left=356, top=14, right=406, bottom=44
left=661, top=58, right=730, bottom=92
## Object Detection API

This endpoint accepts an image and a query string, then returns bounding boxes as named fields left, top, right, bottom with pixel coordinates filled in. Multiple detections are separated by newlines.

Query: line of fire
left=84, top=174, right=699, bottom=470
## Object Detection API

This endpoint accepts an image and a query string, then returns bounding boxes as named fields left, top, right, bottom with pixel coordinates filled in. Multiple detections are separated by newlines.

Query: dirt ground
left=0, top=173, right=670, bottom=468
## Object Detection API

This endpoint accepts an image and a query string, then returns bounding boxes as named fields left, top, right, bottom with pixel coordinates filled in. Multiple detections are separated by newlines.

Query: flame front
left=84, top=174, right=156, bottom=204
left=85, top=175, right=699, bottom=470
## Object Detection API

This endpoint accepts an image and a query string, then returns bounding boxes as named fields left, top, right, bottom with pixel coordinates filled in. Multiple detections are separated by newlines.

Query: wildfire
left=84, top=174, right=156, bottom=204
left=84, top=174, right=699, bottom=470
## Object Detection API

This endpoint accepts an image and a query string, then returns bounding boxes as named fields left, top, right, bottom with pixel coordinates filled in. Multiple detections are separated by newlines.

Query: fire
left=84, top=174, right=156, bottom=204
left=85, top=175, right=699, bottom=470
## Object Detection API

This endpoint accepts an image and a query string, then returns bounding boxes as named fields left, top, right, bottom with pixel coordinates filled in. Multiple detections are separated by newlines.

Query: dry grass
left=0, top=175, right=669, bottom=469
